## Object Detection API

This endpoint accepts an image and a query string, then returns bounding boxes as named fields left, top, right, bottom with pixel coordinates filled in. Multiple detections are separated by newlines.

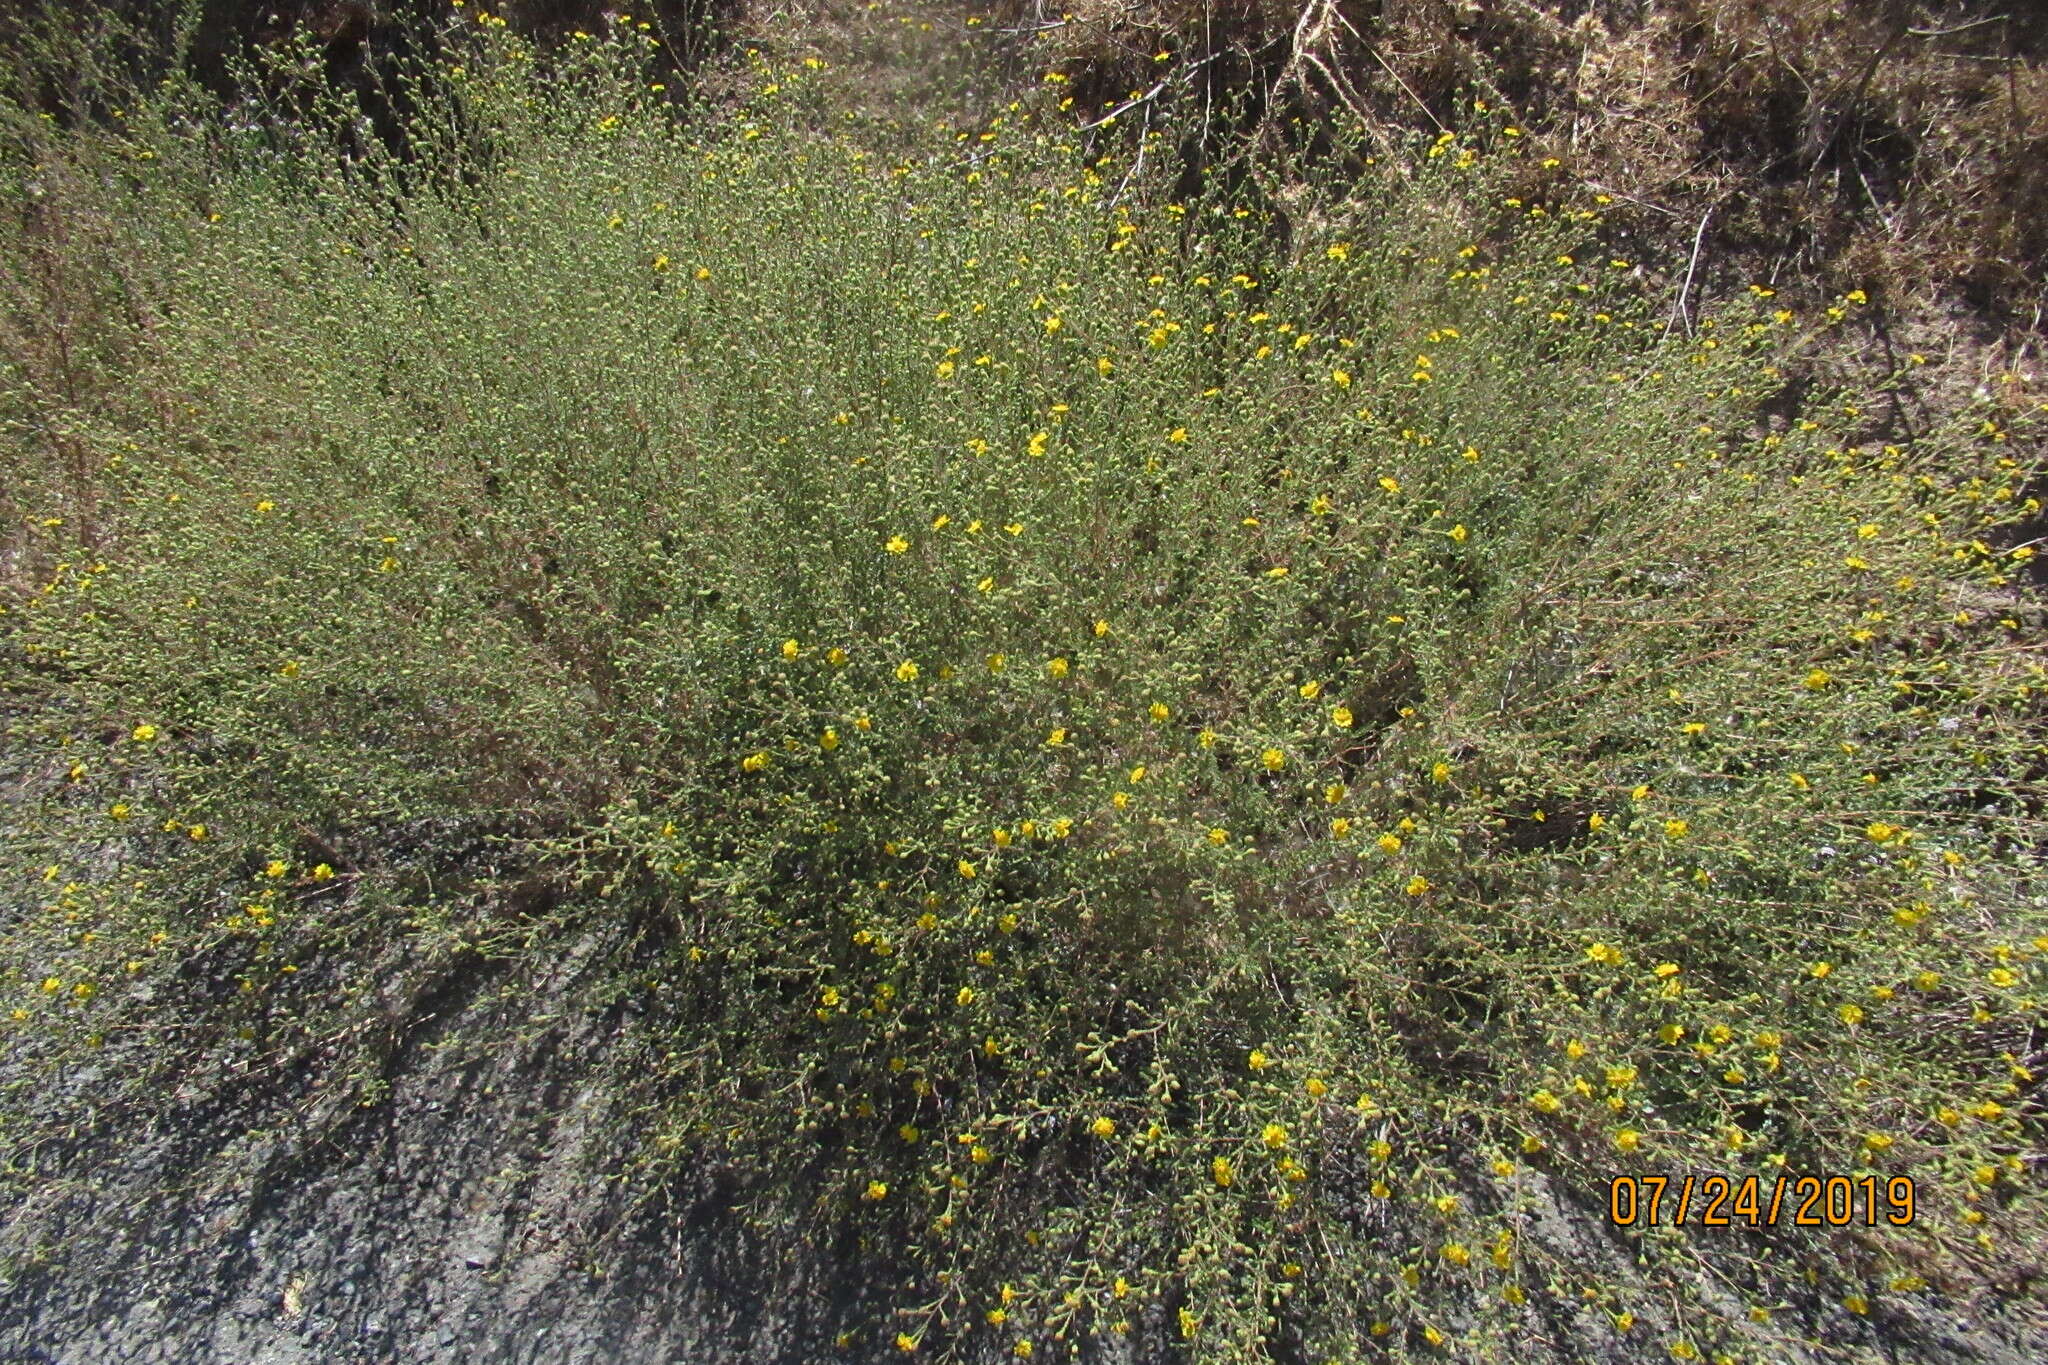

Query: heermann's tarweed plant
left=3, top=8, right=2042, bottom=1361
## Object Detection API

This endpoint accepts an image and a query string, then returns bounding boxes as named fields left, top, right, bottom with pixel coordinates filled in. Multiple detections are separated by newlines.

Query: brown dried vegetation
left=1003, top=0, right=2048, bottom=330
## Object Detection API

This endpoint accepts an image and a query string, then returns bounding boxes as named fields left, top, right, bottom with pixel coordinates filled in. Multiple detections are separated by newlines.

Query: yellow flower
left=1378, top=476, right=1401, bottom=495
left=1838, top=1003, right=1864, bottom=1026
left=741, top=752, right=768, bottom=772
left=826, top=646, right=847, bottom=667
left=886, top=535, right=910, bottom=554
left=1804, top=668, right=1832, bottom=690
left=1046, top=727, right=1066, bottom=745
left=1211, top=1157, right=1234, bottom=1187
left=311, top=863, right=333, bottom=881
left=1093, top=618, right=1110, bottom=637
left=1331, top=369, right=1351, bottom=387
left=1330, top=817, right=1352, bottom=838
left=1299, top=679, right=1321, bottom=699
left=1044, top=315, right=1062, bottom=333
left=1304, top=1077, right=1327, bottom=1097
left=1261, top=748, right=1286, bottom=772
left=821, top=728, right=839, bottom=750
left=1248, top=1048, right=1270, bottom=1070
left=1664, top=819, right=1688, bottom=838
left=187, top=823, right=207, bottom=840
left=1449, top=524, right=1469, bottom=543
left=1376, top=833, right=1401, bottom=854
left=895, top=660, right=920, bottom=682
left=1588, top=813, right=1606, bottom=830
left=1091, top=1117, right=1116, bottom=1137
left=1865, top=822, right=1897, bottom=842
left=957, top=986, right=976, bottom=1006
left=1328, top=705, right=1353, bottom=728
left=1614, top=1128, right=1640, bottom=1151
left=264, top=860, right=288, bottom=879
left=1149, top=702, right=1170, bottom=722
left=863, top=1180, right=888, bottom=1201
left=781, top=638, right=800, bottom=659
left=1431, top=762, right=1451, bottom=783
left=1404, top=875, right=1431, bottom=896
left=131, top=724, right=157, bottom=742
left=1047, top=657, right=1069, bottom=679
left=1442, top=1242, right=1470, bottom=1266
left=1208, top=827, right=1229, bottom=845
left=958, top=860, right=977, bottom=879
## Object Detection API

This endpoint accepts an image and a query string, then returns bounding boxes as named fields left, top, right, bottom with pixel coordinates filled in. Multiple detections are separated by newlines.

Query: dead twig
left=1907, top=14, right=2008, bottom=39
left=1079, top=51, right=1224, bottom=134
left=1582, top=183, right=1683, bottom=218
left=1108, top=102, right=1153, bottom=209
left=1665, top=202, right=1715, bottom=340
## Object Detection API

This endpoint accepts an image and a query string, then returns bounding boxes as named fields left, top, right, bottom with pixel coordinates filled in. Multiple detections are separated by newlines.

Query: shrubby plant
left=3, top=9, right=2043, bottom=1361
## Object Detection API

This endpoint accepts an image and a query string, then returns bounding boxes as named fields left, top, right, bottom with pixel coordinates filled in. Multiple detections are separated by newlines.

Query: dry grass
left=999, top=0, right=2048, bottom=333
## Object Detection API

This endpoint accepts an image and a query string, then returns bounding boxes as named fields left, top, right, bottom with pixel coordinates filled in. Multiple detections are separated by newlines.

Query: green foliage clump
left=2, top=11, right=2044, bottom=1361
